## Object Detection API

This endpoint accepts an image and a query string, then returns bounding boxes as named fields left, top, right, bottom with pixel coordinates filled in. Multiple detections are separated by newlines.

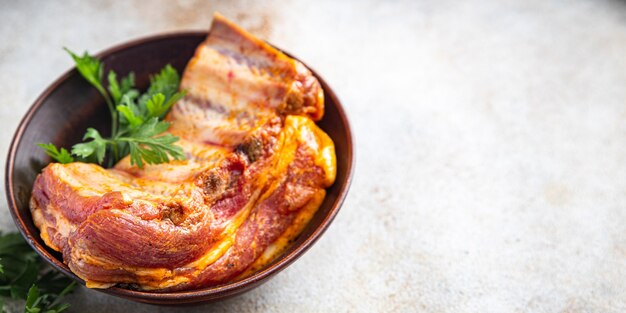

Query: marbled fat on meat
left=30, top=13, right=336, bottom=291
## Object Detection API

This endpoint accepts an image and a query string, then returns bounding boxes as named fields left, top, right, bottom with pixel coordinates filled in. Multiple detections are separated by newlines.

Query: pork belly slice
left=32, top=116, right=335, bottom=289
left=168, top=13, right=324, bottom=147
left=30, top=13, right=336, bottom=291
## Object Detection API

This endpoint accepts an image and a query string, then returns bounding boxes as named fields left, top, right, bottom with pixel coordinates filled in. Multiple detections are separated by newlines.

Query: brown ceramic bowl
left=5, top=32, right=353, bottom=305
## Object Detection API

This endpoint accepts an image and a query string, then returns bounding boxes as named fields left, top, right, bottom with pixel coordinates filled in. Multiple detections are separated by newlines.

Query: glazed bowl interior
left=5, top=32, right=353, bottom=305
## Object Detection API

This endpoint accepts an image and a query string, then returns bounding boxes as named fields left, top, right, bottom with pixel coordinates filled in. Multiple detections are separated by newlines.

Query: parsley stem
left=101, top=88, right=118, bottom=137
left=108, top=142, right=119, bottom=168
left=93, top=84, right=118, bottom=138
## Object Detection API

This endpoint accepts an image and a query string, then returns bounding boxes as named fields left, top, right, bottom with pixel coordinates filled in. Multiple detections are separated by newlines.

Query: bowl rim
left=5, top=31, right=354, bottom=303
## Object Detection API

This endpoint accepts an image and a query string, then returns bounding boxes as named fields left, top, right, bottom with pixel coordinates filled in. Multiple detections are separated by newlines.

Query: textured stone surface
left=2, top=0, right=626, bottom=312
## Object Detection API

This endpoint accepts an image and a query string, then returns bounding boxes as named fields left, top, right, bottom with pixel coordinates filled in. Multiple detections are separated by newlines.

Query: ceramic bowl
left=5, top=32, right=353, bottom=305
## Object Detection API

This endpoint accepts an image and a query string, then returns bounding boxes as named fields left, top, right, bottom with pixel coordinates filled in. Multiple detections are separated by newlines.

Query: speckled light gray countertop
left=2, top=0, right=626, bottom=312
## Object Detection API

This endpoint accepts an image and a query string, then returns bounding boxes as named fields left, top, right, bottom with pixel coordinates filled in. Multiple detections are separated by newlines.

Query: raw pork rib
left=30, top=13, right=336, bottom=291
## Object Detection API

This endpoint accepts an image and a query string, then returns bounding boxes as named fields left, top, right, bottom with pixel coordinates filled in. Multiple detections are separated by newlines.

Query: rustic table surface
left=2, top=0, right=626, bottom=312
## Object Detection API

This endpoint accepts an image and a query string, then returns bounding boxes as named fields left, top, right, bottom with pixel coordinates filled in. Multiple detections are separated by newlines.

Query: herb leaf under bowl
left=0, top=232, right=76, bottom=313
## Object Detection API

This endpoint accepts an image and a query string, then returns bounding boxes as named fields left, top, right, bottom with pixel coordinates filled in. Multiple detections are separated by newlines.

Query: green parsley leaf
left=120, top=72, right=136, bottom=95
left=0, top=233, right=75, bottom=313
left=24, top=282, right=74, bottom=313
left=63, top=48, right=104, bottom=95
left=108, top=71, right=136, bottom=105
left=24, top=285, right=40, bottom=313
left=64, top=48, right=118, bottom=136
left=116, top=104, right=144, bottom=127
left=142, top=64, right=180, bottom=101
left=71, top=128, right=108, bottom=164
left=107, top=71, right=121, bottom=104
left=119, top=118, right=185, bottom=168
left=116, top=90, right=142, bottom=130
left=36, top=144, right=74, bottom=164
left=146, top=91, right=186, bottom=119
left=145, top=93, right=166, bottom=119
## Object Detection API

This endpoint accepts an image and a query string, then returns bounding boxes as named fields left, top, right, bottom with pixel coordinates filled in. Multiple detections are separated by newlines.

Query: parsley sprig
left=35, top=145, right=73, bottom=165
left=38, top=49, right=186, bottom=168
left=0, top=232, right=76, bottom=313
